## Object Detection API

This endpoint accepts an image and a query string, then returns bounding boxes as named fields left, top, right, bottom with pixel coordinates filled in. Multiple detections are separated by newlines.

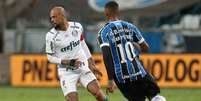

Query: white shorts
left=58, top=67, right=96, bottom=96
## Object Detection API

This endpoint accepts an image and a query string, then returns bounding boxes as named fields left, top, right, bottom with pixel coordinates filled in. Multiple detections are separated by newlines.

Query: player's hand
left=87, top=58, right=103, bottom=80
left=61, top=59, right=82, bottom=69
left=71, top=59, right=82, bottom=69
left=92, top=67, right=103, bottom=80
left=106, top=80, right=114, bottom=95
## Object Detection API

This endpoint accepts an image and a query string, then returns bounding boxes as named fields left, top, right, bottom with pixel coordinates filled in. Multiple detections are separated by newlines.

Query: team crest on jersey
left=72, top=30, right=78, bottom=37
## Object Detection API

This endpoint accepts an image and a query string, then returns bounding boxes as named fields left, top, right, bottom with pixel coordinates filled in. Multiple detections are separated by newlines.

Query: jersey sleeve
left=75, top=22, right=85, bottom=41
left=131, top=25, right=145, bottom=44
left=81, top=40, right=92, bottom=59
left=45, top=33, right=55, bottom=54
left=80, top=33, right=84, bottom=41
left=74, top=22, right=91, bottom=58
left=97, top=27, right=109, bottom=48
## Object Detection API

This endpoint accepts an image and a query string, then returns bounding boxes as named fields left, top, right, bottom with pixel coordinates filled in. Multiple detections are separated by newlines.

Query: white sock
left=151, top=95, right=166, bottom=101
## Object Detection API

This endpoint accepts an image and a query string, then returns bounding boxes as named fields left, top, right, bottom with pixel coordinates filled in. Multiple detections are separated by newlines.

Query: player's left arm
left=87, top=57, right=103, bottom=80
left=78, top=22, right=102, bottom=77
left=80, top=34, right=102, bottom=78
left=132, top=25, right=150, bottom=52
left=133, top=41, right=149, bottom=52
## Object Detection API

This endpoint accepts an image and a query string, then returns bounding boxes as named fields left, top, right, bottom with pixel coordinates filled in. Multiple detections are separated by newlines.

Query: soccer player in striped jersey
left=98, top=1, right=166, bottom=101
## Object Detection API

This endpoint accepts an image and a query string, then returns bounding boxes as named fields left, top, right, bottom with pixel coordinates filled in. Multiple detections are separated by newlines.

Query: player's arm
left=47, top=54, right=77, bottom=66
left=78, top=22, right=102, bottom=76
left=87, top=57, right=103, bottom=80
left=133, top=41, right=149, bottom=52
left=47, top=53, right=82, bottom=69
left=132, top=26, right=150, bottom=52
left=101, top=46, right=114, bottom=81
left=81, top=39, right=103, bottom=76
left=101, top=46, right=115, bottom=94
left=80, top=33, right=102, bottom=77
left=97, top=26, right=114, bottom=81
left=46, top=54, right=62, bottom=64
left=139, top=41, right=149, bottom=52
left=46, top=39, right=68, bottom=65
left=46, top=33, right=62, bottom=64
left=98, top=28, right=115, bottom=93
left=46, top=33, right=80, bottom=67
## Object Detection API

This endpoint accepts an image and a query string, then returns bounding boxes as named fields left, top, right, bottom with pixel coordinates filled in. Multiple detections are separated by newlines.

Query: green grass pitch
left=0, top=86, right=201, bottom=101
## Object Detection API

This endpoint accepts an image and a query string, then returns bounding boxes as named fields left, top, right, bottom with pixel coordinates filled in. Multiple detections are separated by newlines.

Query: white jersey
left=46, top=22, right=96, bottom=96
left=46, top=22, right=89, bottom=69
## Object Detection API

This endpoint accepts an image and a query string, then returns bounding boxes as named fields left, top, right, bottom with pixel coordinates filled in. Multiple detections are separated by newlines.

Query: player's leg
left=58, top=68, right=80, bottom=101
left=114, top=79, right=146, bottom=101
left=65, top=92, right=79, bottom=101
left=80, top=71, right=108, bottom=101
left=142, top=72, right=166, bottom=101
left=87, top=80, right=108, bottom=101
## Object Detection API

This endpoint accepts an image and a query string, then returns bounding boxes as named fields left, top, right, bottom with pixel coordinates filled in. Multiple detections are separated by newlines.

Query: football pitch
left=0, top=86, right=201, bottom=101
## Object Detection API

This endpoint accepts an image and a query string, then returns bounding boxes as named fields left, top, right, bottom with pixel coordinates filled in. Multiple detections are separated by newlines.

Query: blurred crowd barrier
left=4, top=28, right=201, bottom=54
left=2, top=54, right=200, bottom=88
left=0, top=54, right=10, bottom=84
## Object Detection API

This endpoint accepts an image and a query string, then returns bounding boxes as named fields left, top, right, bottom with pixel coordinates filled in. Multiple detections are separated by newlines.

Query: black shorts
left=114, top=72, right=160, bottom=101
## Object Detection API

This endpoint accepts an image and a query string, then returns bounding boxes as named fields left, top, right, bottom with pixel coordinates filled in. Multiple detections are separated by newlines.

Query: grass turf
left=0, top=86, right=201, bottom=101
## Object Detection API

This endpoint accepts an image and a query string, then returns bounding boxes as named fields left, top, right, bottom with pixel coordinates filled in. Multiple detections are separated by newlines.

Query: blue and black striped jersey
left=98, top=20, right=147, bottom=83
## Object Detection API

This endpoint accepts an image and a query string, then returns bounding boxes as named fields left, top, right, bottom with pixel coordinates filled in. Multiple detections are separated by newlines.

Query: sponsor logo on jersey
left=61, top=40, right=80, bottom=52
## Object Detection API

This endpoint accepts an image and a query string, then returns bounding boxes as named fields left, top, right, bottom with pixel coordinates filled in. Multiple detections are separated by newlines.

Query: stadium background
left=1, top=0, right=201, bottom=101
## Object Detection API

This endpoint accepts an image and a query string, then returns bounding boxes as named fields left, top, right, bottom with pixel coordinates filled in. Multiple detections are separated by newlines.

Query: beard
left=52, top=23, right=61, bottom=30
left=51, top=20, right=66, bottom=30
left=54, top=25, right=60, bottom=30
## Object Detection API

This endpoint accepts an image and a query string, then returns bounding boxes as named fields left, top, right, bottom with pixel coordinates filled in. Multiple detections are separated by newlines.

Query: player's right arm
left=47, top=53, right=81, bottom=67
left=45, top=32, right=68, bottom=64
left=98, top=27, right=114, bottom=81
left=46, top=32, right=81, bottom=68
left=98, top=27, right=115, bottom=94
left=101, top=46, right=115, bottom=94
left=46, top=32, right=62, bottom=64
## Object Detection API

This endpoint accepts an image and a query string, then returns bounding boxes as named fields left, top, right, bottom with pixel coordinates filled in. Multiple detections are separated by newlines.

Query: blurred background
left=0, top=0, right=201, bottom=101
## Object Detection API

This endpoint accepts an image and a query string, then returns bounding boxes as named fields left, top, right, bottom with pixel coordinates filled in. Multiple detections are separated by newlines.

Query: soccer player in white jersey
left=45, top=6, right=109, bottom=101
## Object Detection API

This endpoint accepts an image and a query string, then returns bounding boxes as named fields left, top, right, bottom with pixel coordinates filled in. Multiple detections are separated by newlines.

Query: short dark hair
left=104, top=1, right=119, bottom=12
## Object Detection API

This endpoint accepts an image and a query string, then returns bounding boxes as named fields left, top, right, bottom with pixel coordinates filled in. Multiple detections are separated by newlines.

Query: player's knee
left=93, top=89, right=101, bottom=98
left=151, top=95, right=166, bottom=101
left=66, top=92, right=78, bottom=101
left=93, top=89, right=106, bottom=100
left=66, top=96, right=77, bottom=101
left=87, top=81, right=106, bottom=100
left=88, top=80, right=100, bottom=96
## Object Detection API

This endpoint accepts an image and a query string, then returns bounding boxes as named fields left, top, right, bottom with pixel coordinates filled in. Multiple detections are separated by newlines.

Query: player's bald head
left=50, top=6, right=67, bottom=17
left=50, top=6, right=68, bottom=29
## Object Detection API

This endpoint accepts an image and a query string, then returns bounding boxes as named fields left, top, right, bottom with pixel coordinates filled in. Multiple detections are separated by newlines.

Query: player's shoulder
left=98, top=22, right=111, bottom=34
left=107, top=20, right=132, bottom=28
left=46, top=28, right=57, bottom=38
left=123, top=21, right=138, bottom=29
left=69, top=21, right=83, bottom=29
left=46, top=28, right=56, bottom=35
